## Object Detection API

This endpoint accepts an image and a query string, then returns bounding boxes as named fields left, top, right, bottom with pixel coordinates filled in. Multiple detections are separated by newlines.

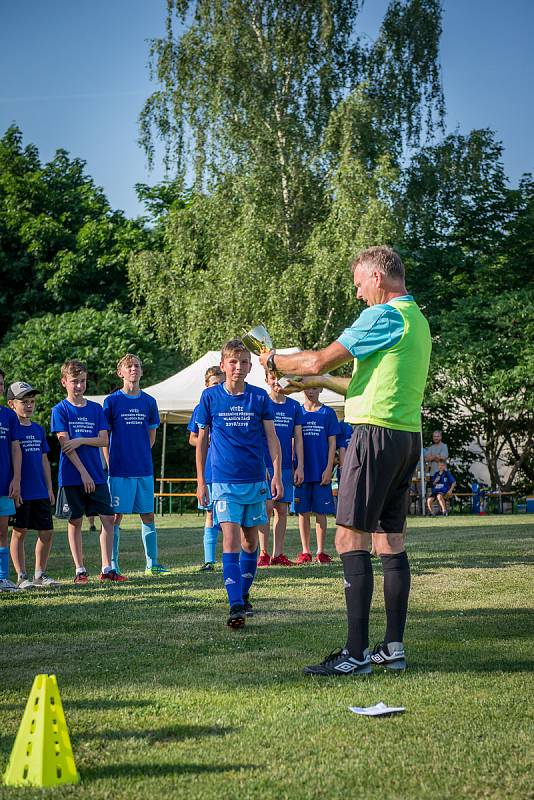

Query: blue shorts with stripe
left=108, top=475, right=154, bottom=515
left=212, top=481, right=269, bottom=527
left=0, top=496, right=16, bottom=516
left=293, top=482, right=335, bottom=515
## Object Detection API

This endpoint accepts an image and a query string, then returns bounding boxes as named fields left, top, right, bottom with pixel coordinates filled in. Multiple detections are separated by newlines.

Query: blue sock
left=111, top=525, right=121, bottom=572
left=141, top=522, right=158, bottom=568
left=0, top=546, right=8, bottom=580
left=240, top=548, right=258, bottom=598
left=222, top=552, right=243, bottom=607
left=203, top=526, right=220, bottom=563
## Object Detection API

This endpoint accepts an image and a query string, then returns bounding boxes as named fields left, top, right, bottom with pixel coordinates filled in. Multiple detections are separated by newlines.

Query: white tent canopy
left=88, top=348, right=346, bottom=424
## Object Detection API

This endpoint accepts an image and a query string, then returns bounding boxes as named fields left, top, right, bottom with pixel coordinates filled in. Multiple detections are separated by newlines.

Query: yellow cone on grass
left=3, top=674, right=80, bottom=787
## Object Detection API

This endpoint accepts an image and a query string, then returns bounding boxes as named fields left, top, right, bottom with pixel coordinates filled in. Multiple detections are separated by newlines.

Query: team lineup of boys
left=0, top=355, right=168, bottom=592
left=0, top=351, right=344, bottom=595
left=1, top=246, right=430, bottom=677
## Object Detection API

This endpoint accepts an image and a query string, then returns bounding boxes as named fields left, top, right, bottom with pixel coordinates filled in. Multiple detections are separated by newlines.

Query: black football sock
left=381, top=551, right=411, bottom=646
left=340, top=550, right=374, bottom=660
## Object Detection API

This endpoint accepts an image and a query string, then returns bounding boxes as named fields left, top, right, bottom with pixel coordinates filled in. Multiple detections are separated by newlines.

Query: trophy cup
left=242, top=324, right=291, bottom=389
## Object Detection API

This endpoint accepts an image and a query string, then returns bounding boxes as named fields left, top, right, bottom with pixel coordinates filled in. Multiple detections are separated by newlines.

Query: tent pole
left=159, top=415, right=168, bottom=516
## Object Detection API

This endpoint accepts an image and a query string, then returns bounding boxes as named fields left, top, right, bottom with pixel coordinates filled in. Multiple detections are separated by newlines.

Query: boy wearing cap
left=7, top=381, right=59, bottom=588
left=51, top=360, right=123, bottom=584
left=0, top=369, right=22, bottom=591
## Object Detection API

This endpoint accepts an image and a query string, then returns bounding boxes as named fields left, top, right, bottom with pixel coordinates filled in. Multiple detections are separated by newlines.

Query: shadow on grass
left=81, top=761, right=254, bottom=781
left=410, top=553, right=534, bottom=573
left=73, top=723, right=235, bottom=744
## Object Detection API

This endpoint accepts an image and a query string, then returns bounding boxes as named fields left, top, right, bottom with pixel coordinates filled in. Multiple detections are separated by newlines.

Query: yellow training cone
left=3, top=674, right=80, bottom=787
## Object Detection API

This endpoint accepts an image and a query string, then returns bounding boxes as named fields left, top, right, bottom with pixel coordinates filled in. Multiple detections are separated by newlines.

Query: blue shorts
left=212, top=481, right=268, bottom=528
left=0, top=496, right=16, bottom=517
left=266, top=468, right=294, bottom=504
left=108, top=476, right=154, bottom=515
left=198, top=483, right=214, bottom=512
left=293, top=482, right=335, bottom=515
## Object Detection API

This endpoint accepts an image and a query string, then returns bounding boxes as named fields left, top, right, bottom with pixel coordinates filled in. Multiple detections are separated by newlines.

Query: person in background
left=103, top=353, right=168, bottom=576
left=424, top=430, right=448, bottom=477
left=257, top=369, right=304, bottom=567
left=427, top=460, right=456, bottom=516
left=0, top=369, right=22, bottom=591
left=51, top=360, right=120, bottom=584
left=293, top=380, right=338, bottom=565
left=188, top=365, right=224, bottom=571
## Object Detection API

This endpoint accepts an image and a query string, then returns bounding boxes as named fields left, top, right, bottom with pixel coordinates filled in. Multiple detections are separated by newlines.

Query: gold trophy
left=242, top=324, right=291, bottom=389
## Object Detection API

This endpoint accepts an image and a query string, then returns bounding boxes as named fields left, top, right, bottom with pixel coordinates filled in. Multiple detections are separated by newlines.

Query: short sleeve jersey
left=188, top=404, right=214, bottom=484
left=18, top=422, right=50, bottom=501
left=426, top=442, right=449, bottom=475
left=196, top=382, right=273, bottom=484
left=337, top=299, right=409, bottom=360
left=263, top=396, right=303, bottom=471
left=300, top=404, right=340, bottom=483
left=103, top=390, right=159, bottom=478
left=336, top=421, right=353, bottom=451
left=0, top=405, right=20, bottom=496
left=432, top=470, right=455, bottom=494
left=50, top=399, right=108, bottom=487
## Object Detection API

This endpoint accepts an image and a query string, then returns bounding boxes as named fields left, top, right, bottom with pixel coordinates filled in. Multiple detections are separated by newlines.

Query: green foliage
left=133, top=1, right=444, bottom=356
left=0, top=125, right=149, bottom=337
left=0, top=305, right=179, bottom=429
left=428, top=290, right=534, bottom=490
left=400, top=130, right=530, bottom=318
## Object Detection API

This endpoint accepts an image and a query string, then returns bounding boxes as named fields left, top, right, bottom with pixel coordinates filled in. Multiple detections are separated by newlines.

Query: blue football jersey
left=103, top=390, right=159, bottom=478
left=299, top=404, right=340, bottom=483
left=18, top=421, right=50, bottom=501
left=196, top=382, right=273, bottom=483
left=51, top=399, right=108, bottom=487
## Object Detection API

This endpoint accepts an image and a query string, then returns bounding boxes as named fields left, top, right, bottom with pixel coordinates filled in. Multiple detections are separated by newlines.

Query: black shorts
left=10, top=498, right=54, bottom=532
left=336, top=424, right=421, bottom=534
left=56, top=483, right=114, bottom=521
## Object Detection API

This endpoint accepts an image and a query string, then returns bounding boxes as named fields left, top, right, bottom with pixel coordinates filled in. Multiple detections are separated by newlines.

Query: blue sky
left=1, top=0, right=532, bottom=218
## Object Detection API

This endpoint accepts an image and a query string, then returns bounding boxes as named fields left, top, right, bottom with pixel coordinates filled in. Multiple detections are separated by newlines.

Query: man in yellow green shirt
left=260, top=246, right=431, bottom=676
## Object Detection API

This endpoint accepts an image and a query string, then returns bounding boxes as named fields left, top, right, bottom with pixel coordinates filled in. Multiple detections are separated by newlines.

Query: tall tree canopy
left=132, top=0, right=444, bottom=354
left=0, top=305, right=179, bottom=429
left=0, top=125, right=148, bottom=338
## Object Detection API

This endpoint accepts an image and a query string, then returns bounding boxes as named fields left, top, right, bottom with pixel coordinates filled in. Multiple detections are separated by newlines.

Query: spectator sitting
left=424, top=430, right=449, bottom=477
left=427, top=460, right=456, bottom=516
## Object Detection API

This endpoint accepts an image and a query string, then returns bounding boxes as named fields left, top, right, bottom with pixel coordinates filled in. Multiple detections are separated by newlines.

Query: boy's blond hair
left=205, top=365, right=223, bottom=385
left=116, top=353, right=142, bottom=372
left=220, top=339, right=251, bottom=361
left=61, top=359, right=87, bottom=378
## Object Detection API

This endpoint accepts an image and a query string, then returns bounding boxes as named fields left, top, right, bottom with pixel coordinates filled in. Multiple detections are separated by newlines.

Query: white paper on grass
left=349, top=702, right=405, bottom=717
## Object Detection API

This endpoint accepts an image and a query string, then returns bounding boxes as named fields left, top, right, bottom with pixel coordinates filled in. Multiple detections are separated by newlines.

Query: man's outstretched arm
left=259, top=341, right=351, bottom=377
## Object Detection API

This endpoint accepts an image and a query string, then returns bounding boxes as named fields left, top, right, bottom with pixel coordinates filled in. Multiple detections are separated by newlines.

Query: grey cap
left=6, top=382, right=40, bottom=401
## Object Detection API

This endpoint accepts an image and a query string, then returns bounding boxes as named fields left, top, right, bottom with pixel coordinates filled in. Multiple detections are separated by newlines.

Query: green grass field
left=1, top=514, right=533, bottom=799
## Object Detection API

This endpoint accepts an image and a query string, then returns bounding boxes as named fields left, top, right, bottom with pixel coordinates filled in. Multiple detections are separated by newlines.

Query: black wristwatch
left=266, top=351, right=277, bottom=372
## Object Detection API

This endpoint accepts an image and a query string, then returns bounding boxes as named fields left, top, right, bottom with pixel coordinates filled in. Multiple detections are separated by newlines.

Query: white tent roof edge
left=86, top=348, right=346, bottom=423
